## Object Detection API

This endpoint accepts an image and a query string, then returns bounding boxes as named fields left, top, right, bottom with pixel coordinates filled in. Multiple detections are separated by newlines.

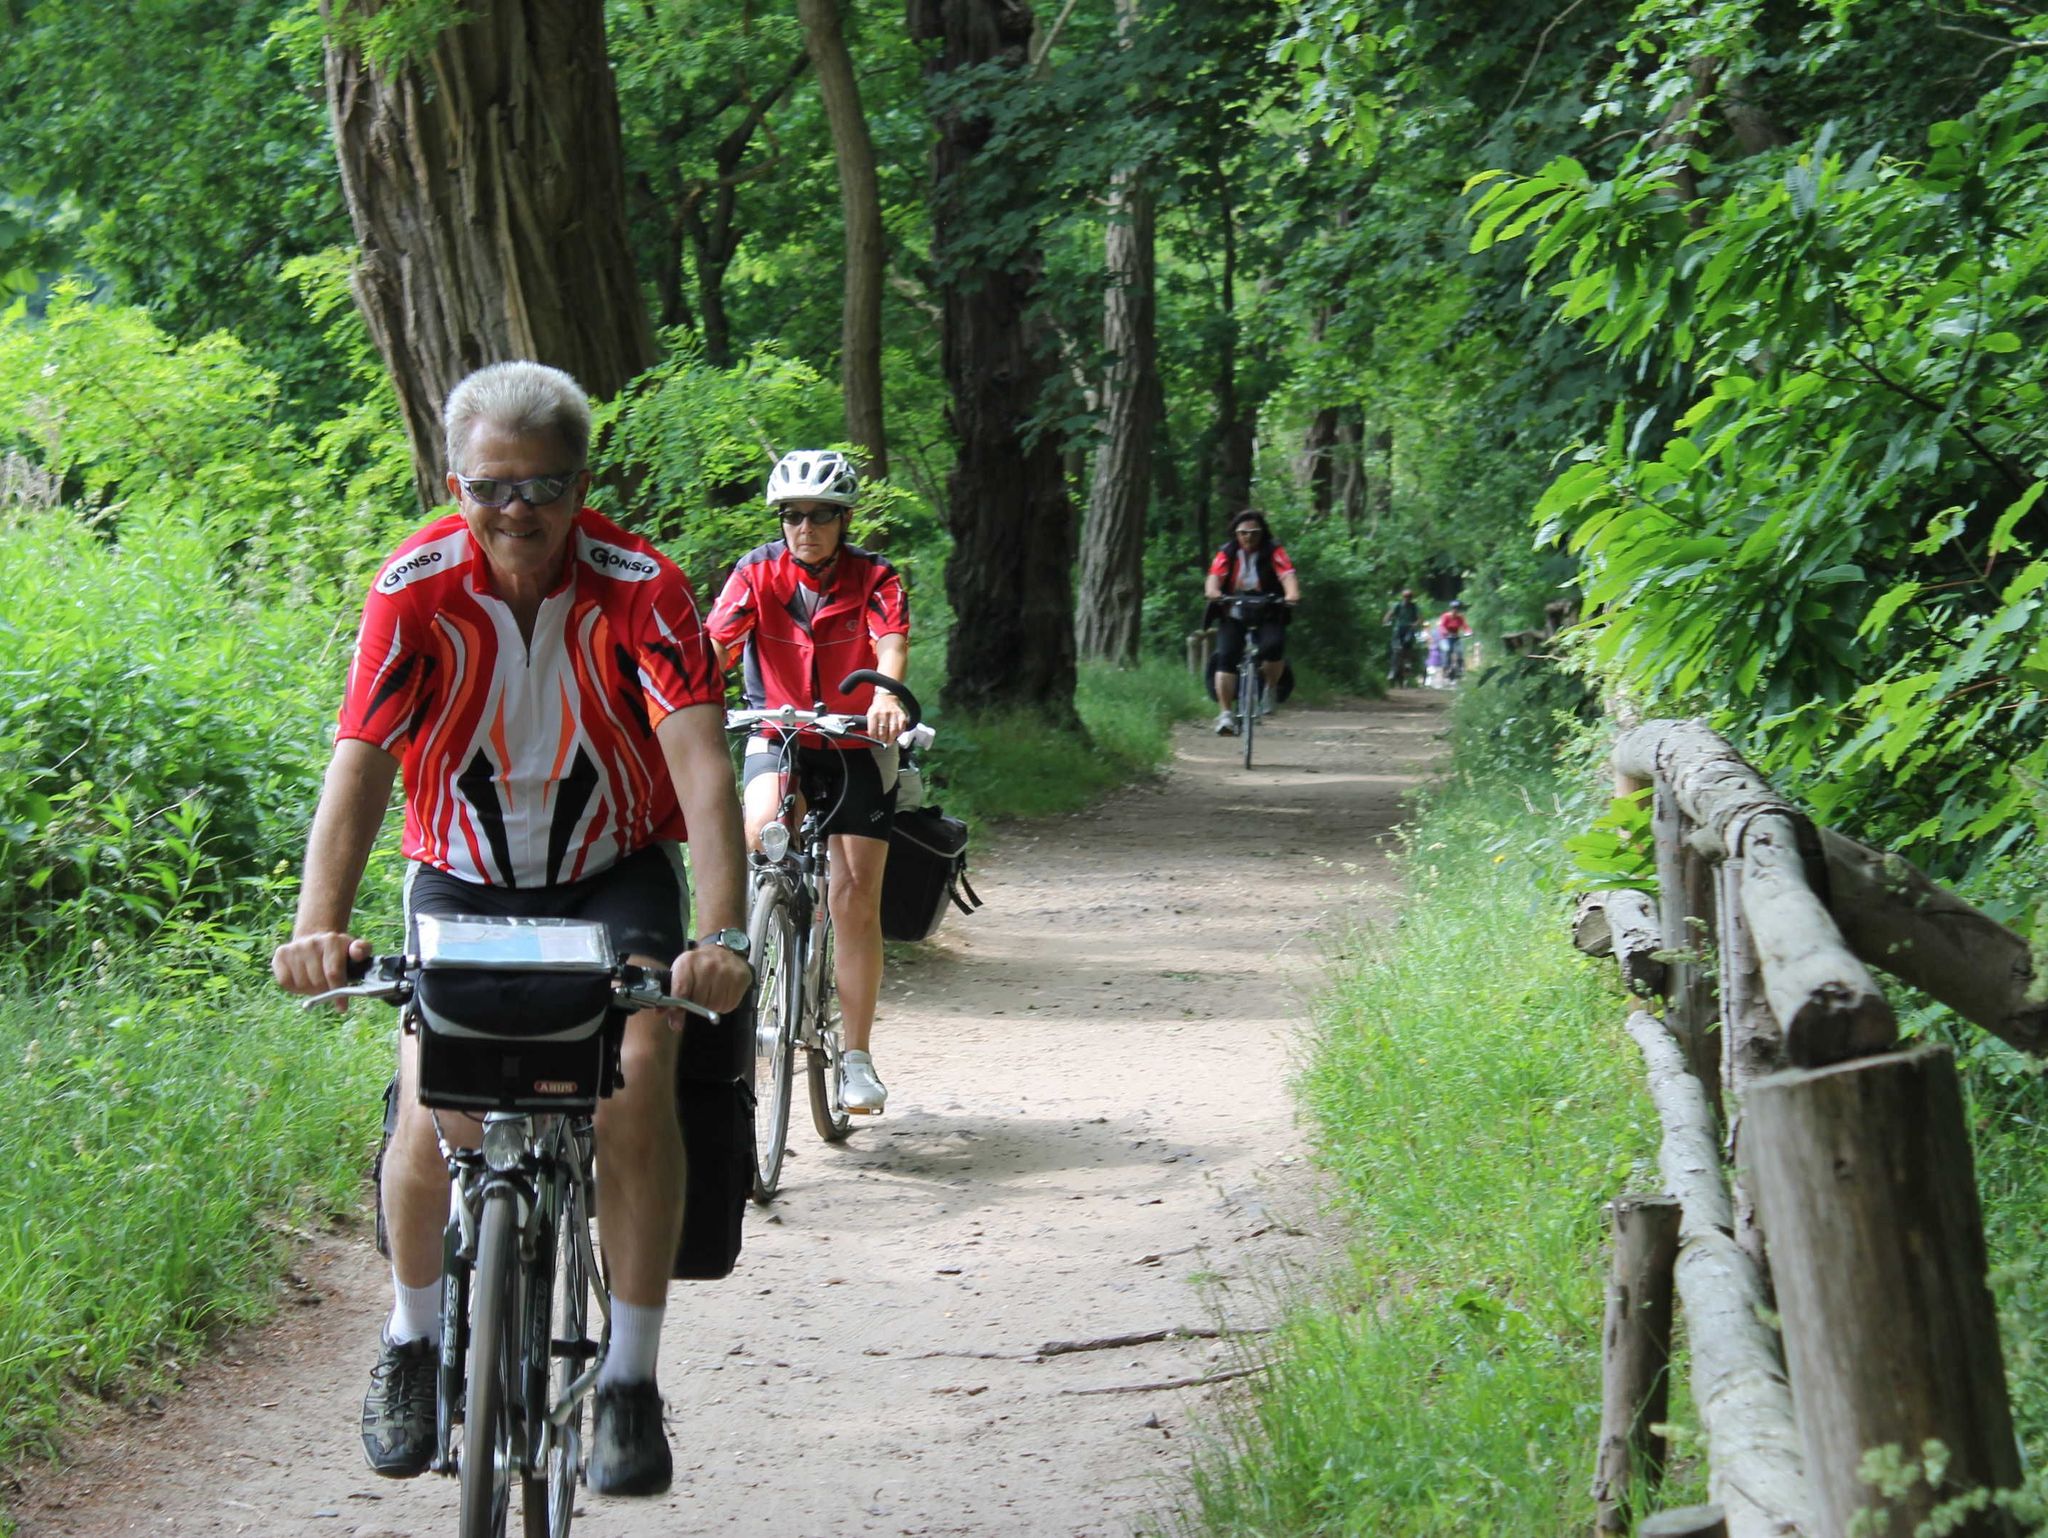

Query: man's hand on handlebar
left=665, top=944, right=753, bottom=1023
left=272, top=931, right=373, bottom=1009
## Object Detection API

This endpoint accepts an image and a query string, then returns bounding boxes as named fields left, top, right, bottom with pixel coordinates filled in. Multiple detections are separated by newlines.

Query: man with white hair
left=273, top=360, right=753, bottom=1497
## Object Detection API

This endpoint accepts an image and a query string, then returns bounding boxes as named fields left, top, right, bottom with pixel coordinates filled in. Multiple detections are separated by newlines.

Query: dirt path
left=14, top=692, right=1440, bottom=1538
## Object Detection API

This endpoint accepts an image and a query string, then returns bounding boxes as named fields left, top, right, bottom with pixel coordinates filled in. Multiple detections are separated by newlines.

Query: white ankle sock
left=388, top=1270, right=443, bottom=1346
left=599, top=1298, right=664, bottom=1387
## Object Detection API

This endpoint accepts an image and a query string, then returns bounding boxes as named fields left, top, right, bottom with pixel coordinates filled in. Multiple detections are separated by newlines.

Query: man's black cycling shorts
left=401, top=842, right=690, bottom=966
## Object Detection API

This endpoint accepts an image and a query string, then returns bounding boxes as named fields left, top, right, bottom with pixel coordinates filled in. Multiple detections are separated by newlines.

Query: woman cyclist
left=1202, top=509, right=1300, bottom=735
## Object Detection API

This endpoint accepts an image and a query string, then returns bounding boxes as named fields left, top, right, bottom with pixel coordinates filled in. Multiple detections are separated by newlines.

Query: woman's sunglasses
left=779, top=507, right=846, bottom=527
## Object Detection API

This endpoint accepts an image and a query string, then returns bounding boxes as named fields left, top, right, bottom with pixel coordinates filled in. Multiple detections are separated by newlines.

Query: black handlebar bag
left=671, top=987, right=755, bottom=1280
left=412, top=915, right=619, bottom=1112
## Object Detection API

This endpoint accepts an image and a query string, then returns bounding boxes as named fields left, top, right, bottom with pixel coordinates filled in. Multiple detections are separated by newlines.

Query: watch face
left=714, top=927, right=751, bottom=958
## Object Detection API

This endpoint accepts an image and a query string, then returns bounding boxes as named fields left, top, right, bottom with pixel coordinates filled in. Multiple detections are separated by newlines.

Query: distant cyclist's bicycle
left=306, top=917, right=717, bottom=1538
left=1389, top=625, right=1423, bottom=688
left=1223, top=594, right=1288, bottom=770
left=726, top=669, right=929, bottom=1201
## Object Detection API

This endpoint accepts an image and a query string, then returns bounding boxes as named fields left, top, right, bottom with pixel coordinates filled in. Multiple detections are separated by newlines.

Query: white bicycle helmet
left=765, top=449, right=860, bottom=508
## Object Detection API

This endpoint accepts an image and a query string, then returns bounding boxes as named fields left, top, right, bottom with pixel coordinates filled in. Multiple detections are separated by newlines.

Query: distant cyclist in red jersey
left=707, top=450, right=910, bottom=1116
left=1202, top=509, right=1301, bottom=734
left=271, top=362, right=752, bottom=1498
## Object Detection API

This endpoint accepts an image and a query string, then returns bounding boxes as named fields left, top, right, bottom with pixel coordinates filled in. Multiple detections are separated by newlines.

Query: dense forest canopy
left=1, top=0, right=2045, bottom=945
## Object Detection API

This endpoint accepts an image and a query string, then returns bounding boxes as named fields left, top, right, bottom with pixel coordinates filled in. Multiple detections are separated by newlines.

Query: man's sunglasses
left=778, top=506, right=846, bottom=526
left=457, top=472, right=580, bottom=508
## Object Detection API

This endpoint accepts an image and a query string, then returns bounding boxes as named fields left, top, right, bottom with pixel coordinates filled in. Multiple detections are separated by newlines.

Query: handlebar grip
left=837, top=669, right=921, bottom=729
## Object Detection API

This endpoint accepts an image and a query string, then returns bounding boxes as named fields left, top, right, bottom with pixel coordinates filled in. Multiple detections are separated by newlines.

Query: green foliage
left=0, top=0, right=350, bottom=414
left=318, top=0, right=474, bottom=71
left=0, top=288, right=411, bottom=966
left=0, top=940, right=390, bottom=1469
left=1479, top=12, right=2048, bottom=872
left=1167, top=771, right=1666, bottom=1535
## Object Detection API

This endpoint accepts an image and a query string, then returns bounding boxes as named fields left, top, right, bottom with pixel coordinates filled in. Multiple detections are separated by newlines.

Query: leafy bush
left=1474, top=14, right=2048, bottom=876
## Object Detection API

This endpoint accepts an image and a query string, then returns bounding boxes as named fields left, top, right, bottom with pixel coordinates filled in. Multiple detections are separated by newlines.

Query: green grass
left=1165, top=775, right=1670, bottom=1536
left=0, top=923, right=390, bottom=1473
left=915, top=655, right=1209, bottom=827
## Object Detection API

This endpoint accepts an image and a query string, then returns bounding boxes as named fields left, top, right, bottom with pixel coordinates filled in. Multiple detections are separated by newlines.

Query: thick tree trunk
left=322, top=0, right=656, bottom=510
left=912, top=0, right=1078, bottom=724
left=1302, top=405, right=1338, bottom=518
left=798, top=0, right=887, bottom=477
left=1076, top=10, right=1157, bottom=669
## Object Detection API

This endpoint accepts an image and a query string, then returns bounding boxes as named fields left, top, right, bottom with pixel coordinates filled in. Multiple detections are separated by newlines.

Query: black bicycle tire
left=460, top=1190, right=519, bottom=1538
left=748, top=889, right=798, bottom=1202
left=805, top=912, right=852, bottom=1143
left=528, top=1160, right=589, bottom=1538
left=1240, top=655, right=1257, bottom=770
left=518, top=1187, right=556, bottom=1538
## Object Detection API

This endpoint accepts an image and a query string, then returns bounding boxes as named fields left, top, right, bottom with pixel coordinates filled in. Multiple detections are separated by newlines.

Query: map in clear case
left=416, top=914, right=616, bottom=971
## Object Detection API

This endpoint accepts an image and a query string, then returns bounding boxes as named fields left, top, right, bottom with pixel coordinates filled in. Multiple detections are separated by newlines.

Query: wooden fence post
left=1185, top=628, right=1211, bottom=678
left=1745, top=1046, right=2020, bottom=1538
left=1653, top=784, right=1721, bottom=1103
left=1593, top=1194, right=1680, bottom=1535
left=1715, top=863, right=1778, bottom=1285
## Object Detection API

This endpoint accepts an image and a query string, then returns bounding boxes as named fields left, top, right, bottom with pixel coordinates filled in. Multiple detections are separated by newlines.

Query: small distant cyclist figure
left=1202, top=509, right=1300, bottom=735
left=1382, top=587, right=1422, bottom=686
left=707, top=450, right=910, bottom=1116
left=1436, top=598, right=1473, bottom=682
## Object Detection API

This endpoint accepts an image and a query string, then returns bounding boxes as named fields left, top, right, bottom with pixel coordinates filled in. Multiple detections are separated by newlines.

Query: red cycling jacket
left=336, top=508, right=722, bottom=888
left=1207, top=542, right=1296, bottom=596
left=706, top=540, right=910, bottom=745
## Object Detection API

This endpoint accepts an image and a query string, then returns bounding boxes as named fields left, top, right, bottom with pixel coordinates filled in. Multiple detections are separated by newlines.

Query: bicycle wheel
left=461, top=1189, right=519, bottom=1538
left=526, top=1162, right=593, bottom=1538
left=748, top=885, right=798, bottom=1202
left=805, top=912, right=853, bottom=1143
left=1239, top=657, right=1257, bottom=770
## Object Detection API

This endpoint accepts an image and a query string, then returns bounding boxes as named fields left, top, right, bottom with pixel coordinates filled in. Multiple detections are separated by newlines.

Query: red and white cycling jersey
left=337, top=508, right=722, bottom=888
left=706, top=540, right=910, bottom=745
left=1207, top=542, right=1295, bottom=595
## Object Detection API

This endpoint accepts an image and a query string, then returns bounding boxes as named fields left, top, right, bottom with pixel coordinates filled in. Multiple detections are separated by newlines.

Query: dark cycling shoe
left=361, top=1334, right=437, bottom=1478
left=587, top=1381, right=672, bottom=1496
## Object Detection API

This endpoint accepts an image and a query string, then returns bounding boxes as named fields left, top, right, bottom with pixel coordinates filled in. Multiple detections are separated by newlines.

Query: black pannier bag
left=672, top=988, right=754, bottom=1281
left=413, top=916, right=617, bottom=1113
left=881, top=805, right=983, bottom=943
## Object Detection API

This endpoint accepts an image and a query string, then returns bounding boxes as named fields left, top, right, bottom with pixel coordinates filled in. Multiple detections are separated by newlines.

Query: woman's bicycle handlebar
left=297, top=952, right=720, bottom=1021
left=725, top=670, right=932, bottom=753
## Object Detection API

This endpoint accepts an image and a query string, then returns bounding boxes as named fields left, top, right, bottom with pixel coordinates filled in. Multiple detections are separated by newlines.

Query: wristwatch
left=703, top=927, right=752, bottom=962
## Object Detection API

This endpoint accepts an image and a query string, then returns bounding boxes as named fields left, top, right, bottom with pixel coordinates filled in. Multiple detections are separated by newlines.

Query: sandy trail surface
left=15, top=693, right=1438, bottom=1538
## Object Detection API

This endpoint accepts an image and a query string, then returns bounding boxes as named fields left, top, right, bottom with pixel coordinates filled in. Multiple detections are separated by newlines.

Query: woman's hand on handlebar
left=665, top=943, right=754, bottom=1023
left=272, top=931, right=373, bottom=1009
left=867, top=687, right=910, bottom=747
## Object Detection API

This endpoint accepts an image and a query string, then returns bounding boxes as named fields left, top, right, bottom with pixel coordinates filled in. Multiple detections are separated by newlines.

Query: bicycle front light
left=483, top=1117, right=528, bottom=1173
left=760, top=822, right=791, bottom=862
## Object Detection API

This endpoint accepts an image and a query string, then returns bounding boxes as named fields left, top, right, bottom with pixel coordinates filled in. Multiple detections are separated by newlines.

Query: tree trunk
left=798, top=0, right=887, bottom=478
left=1302, top=405, right=1338, bottom=519
left=1075, top=1, right=1157, bottom=669
left=322, top=0, right=657, bottom=510
left=912, top=0, right=1078, bottom=724
left=676, top=54, right=809, bottom=371
left=1207, top=158, right=1254, bottom=518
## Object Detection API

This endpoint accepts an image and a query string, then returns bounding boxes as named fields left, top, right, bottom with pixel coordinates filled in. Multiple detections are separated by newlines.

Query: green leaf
left=1988, top=482, right=2046, bottom=557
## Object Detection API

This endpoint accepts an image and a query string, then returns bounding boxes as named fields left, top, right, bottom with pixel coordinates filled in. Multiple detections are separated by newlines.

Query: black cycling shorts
left=1214, top=614, right=1287, bottom=669
left=742, top=741, right=899, bottom=841
left=402, top=842, right=691, bottom=966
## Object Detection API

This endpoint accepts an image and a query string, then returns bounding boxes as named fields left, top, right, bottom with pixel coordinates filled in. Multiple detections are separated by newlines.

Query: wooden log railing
left=1578, top=719, right=2036, bottom=1538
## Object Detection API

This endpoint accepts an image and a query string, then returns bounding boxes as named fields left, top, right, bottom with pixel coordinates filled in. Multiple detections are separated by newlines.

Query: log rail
left=1577, top=719, right=2038, bottom=1538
